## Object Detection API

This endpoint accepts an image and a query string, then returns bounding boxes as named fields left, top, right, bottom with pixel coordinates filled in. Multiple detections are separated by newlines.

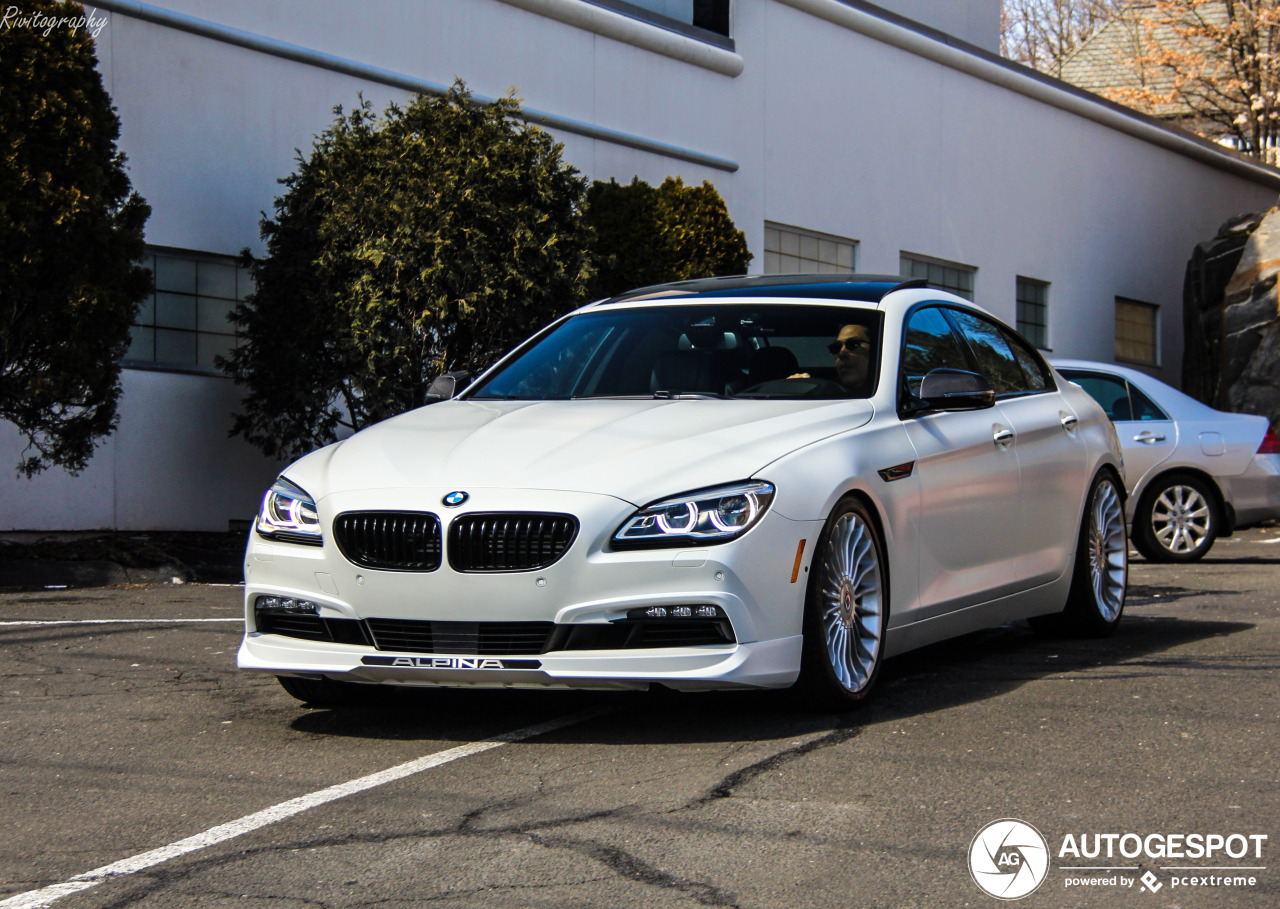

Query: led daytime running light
left=613, top=481, right=775, bottom=548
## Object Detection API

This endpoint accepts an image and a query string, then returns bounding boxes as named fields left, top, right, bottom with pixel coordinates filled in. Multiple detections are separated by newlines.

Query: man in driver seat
left=792, top=323, right=873, bottom=395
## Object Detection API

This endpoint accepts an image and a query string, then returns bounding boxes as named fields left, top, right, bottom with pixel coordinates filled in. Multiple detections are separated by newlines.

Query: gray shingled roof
left=1060, top=1, right=1225, bottom=121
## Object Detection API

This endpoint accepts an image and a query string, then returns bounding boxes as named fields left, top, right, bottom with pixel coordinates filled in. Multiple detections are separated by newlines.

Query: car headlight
left=613, top=481, right=775, bottom=549
left=255, top=477, right=323, bottom=545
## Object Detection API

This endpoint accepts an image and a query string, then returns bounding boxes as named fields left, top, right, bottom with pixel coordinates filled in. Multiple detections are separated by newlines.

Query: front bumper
left=237, top=486, right=817, bottom=691
left=238, top=632, right=803, bottom=691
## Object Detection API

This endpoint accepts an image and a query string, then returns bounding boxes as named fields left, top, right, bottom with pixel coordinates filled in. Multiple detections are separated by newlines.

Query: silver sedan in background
left=1053, top=359, right=1280, bottom=562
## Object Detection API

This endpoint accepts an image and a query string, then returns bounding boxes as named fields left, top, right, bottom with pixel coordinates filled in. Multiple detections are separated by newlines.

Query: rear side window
left=948, top=309, right=1052, bottom=396
left=1059, top=369, right=1167, bottom=421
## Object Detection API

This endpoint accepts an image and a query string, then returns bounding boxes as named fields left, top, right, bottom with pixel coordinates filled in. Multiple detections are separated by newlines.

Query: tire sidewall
left=798, top=497, right=889, bottom=708
left=1134, top=473, right=1218, bottom=563
left=1064, top=469, right=1127, bottom=637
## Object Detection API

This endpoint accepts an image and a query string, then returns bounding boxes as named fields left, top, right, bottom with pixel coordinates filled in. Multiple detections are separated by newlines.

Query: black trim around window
left=583, top=0, right=734, bottom=49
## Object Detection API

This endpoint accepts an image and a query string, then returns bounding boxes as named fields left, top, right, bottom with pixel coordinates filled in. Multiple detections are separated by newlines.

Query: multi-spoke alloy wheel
left=1035, top=470, right=1127, bottom=638
left=1087, top=476, right=1127, bottom=623
left=1134, top=475, right=1218, bottom=563
left=799, top=499, right=888, bottom=708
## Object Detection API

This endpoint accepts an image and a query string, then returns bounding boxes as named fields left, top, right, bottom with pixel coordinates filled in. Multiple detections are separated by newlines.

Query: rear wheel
left=796, top=498, right=888, bottom=710
left=1033, top=471, right=1127, bottom=637
left=276, top=675, right=376, bottom=708
left=1133, top=474, right=1218, bottom=562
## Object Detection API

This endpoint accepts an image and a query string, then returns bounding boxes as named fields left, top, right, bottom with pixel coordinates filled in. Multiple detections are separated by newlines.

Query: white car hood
left=293, top=398, right=873, bottom=505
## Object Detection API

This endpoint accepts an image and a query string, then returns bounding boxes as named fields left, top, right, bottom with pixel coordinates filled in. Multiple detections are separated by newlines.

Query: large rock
left=1182, top=210, right=1265, bottom=404
left=1220, top=209, right=1280, bottom=429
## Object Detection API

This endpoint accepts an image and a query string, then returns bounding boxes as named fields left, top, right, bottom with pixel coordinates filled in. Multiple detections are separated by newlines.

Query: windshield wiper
left=652, top=390, right=725, bottom=400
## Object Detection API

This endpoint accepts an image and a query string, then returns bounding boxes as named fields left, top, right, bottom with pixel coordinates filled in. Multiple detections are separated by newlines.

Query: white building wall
left=4, top=0, right=1277, bottom=530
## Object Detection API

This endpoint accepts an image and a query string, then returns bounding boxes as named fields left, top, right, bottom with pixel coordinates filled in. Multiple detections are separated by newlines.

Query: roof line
left=91, top=0, right=740, bottom=173
left=781, top=0, right=1280, bottom=189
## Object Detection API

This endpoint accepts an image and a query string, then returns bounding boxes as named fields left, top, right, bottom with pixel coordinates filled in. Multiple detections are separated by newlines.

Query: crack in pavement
left=525, top=831, right=741, bottom=907
left=680, top=723, right=865, bottom=809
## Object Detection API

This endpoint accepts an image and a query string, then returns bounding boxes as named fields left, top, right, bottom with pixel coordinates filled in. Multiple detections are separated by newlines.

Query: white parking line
left=0, top=619, right=241, bottom=627
left=0, top=709, right=606, bottom=909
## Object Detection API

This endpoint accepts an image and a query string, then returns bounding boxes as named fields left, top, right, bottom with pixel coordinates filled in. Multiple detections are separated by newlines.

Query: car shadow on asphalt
left=287, top=612, right=1254, bottom=746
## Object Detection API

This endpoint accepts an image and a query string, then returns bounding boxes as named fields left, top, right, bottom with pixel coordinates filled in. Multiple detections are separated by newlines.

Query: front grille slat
left=447, top=512, right=577, bottom=572
left=365, top=619, right=555, bottom=655
left=334, top=511, right=442, bottom=571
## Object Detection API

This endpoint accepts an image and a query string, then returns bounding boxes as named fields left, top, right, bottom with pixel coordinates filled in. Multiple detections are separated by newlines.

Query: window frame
left=1114, top=297, right=1161, bottom=367
left=763, top=222, right=858, bottom=275
left=1015, top=276, right=1050, bottom=350
left=582, top=0, right=733, bottom=48
left=899, top=252, right=977, bottom=301
left=123, top=247, right=250, bottom=376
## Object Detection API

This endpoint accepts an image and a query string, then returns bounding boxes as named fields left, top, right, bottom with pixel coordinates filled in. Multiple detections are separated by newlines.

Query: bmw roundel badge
left=443, top=491, right=469, bottom=507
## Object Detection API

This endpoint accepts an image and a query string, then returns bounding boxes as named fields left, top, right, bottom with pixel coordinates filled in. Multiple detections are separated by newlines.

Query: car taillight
left=1259, top=427, right=1280, bottom=455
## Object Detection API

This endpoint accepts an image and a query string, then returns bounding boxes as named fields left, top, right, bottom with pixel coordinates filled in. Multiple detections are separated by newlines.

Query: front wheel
left=1133, top=474, right=1218, bottom=562
left=796, top=498, right=889, bottom=710
left=1034, top=471, right=1127, bottom=637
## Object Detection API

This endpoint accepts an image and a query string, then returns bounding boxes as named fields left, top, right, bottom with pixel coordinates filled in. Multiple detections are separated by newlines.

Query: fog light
left=626, top=605, right=725, bottom=621
left=255, top=595, right=319, bottom=614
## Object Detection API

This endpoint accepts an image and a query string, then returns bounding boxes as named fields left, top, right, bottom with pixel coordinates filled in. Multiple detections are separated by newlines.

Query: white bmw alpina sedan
left=239, top=275, right=1127, bottom=709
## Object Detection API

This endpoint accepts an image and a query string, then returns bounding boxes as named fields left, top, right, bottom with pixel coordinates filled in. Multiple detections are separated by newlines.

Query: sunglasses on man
left=828, top=337, right=870, bottom=355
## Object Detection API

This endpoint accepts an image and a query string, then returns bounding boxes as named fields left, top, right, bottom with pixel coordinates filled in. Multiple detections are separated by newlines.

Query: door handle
left=1060, top=411, right=1078, bottom=432
left=993, top=425, right=1014, bottom=447
left=1134, top=431, right=1167, bottom=443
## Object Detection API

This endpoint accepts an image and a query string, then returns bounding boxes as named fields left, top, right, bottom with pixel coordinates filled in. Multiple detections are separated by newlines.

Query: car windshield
left=467, top=303, right=884, bottom=401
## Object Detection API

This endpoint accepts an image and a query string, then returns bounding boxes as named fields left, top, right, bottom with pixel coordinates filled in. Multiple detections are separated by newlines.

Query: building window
left=900, top=252, right=975, bottom=300
left=125, top=249, right=251, bottom=371
left=764, top=223, right=857, bottom=274
left=1016, top=276, right=1049, bottom=349
left=587, top=0, right=731, bottom=40
left=1115, top=297, right=1159, bottom=366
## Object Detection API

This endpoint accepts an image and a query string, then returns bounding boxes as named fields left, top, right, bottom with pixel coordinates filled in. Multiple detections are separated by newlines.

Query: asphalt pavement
left=0, top=528, right=1276, bottom=908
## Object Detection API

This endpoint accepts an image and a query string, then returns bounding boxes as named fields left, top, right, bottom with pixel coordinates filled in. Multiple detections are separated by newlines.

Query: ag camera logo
left=969, top=819, right=1050, bottom=900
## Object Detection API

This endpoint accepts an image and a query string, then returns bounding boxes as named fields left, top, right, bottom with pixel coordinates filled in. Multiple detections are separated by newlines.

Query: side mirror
left=918, top=368, right=995, bottom=411
left=424, top=370, right=472, bottom=404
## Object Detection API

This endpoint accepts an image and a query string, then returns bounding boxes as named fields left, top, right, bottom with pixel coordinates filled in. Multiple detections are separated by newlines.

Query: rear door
left=947, top=310, right=1088, bottom=586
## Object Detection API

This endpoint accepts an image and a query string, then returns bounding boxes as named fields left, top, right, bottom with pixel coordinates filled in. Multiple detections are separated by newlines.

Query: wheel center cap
left=838, top=580, right=857, bottom=627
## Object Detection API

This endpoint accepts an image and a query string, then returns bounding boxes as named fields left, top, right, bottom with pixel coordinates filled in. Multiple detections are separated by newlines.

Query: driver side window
left=901, top=306, right=971, bottom=396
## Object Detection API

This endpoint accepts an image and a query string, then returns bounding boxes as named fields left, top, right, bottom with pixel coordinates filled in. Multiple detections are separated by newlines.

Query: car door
left=947, top=309, right=1088, bottom=586
left=898, top=305, right=1024, bottom=619
left=1058, top=368, right=1176, bottom=496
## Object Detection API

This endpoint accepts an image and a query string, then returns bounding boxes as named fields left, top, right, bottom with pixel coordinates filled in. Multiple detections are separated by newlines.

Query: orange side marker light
left=790, top=539, right=807, bottom=584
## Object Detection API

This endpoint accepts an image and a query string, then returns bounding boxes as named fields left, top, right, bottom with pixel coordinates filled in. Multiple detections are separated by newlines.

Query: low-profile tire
left=276, top=675, right=376, bottom=708
left=1132, top=473, right=1219, bottom=563
left=795, top=498, right=889, bottom=710
left=1032, top=471, right=1127, bottom=638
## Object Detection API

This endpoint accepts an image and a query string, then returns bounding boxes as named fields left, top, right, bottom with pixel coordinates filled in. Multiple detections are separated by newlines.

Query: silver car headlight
left=255, top=477, right=322, bottom=545
left=613, top=481, right=775, bottom=549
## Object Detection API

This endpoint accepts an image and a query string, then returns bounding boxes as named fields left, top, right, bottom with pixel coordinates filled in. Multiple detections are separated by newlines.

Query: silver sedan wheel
left=819, top=512, right=884, bottom=693
left=1150, top=483, right=1212, bottom=556
left=1089, top=478, right=1127, bottom=622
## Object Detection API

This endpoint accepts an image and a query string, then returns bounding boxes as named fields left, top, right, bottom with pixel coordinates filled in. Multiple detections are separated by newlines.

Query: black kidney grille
left=365, top=618, right=555, bottom=655
left=447, top=513, right=578, bottom=572
left=334, top=511, right=442, bottom=571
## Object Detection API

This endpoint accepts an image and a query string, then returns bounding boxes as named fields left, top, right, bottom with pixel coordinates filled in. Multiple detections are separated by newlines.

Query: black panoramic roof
left=599, top=273, right=928, bottom=305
